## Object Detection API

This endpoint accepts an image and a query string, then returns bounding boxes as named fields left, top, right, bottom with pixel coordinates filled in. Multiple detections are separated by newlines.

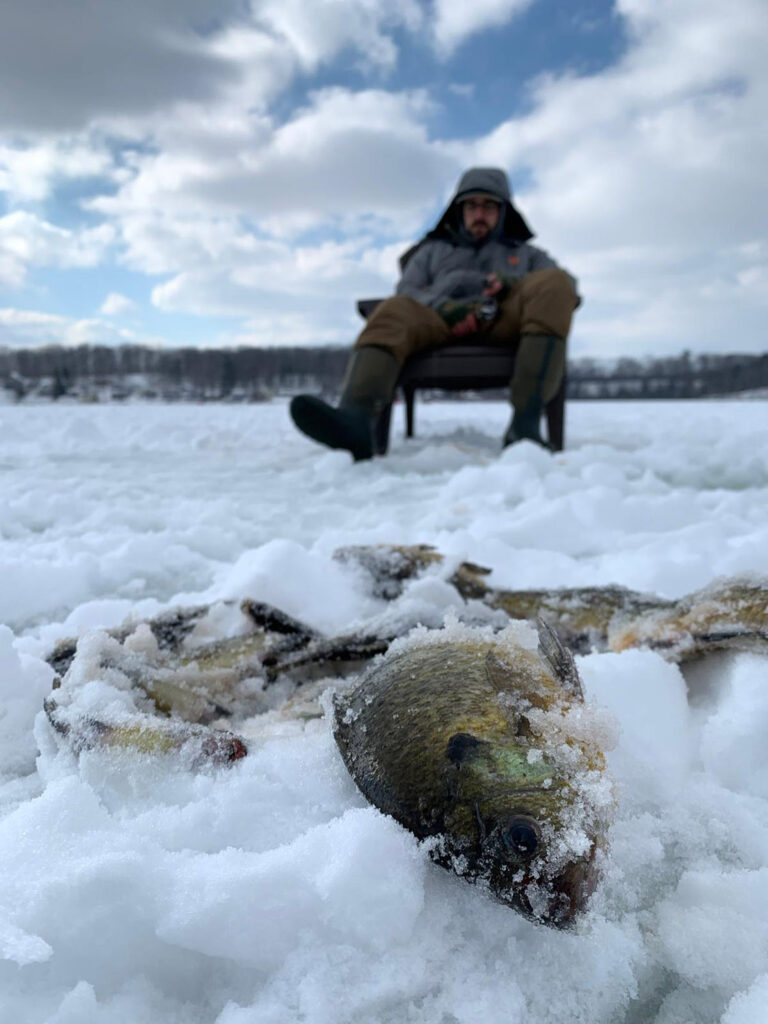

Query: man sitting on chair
left=290, top=166, right=579, bottom=460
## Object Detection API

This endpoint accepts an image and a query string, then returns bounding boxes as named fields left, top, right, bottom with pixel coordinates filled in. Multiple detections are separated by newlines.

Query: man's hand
left=483, top=273, right=510, bottom=299
left=437, top=300, right=479, bottom=336
left=450, top=311, right=479, bottom=336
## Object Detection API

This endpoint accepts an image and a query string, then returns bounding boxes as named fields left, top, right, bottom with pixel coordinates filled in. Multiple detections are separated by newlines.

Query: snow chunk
left=578, top=648, right=692, bottom=800
left=656, top=867, right=768, bottom=995
left=722, top=974, right=768, bottom=1024
left=0, top=912, right=52, bottom=966
left=0, top=625, right=55, bottom=778
left=699, top=653, right=768, bottom=799
left=156, top=807, right=425, bottom=968
left=213, top=539, right=374, bottom=636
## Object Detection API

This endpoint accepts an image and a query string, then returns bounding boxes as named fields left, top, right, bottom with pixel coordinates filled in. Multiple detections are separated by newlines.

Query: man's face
left=462, top=195, right=501, bottom=240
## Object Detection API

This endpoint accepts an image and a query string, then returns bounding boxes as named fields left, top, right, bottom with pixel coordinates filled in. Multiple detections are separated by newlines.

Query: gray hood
left=435, top=167, right=533, bottom=243
left=399, top=167, right=533, bottom=270
left=452, top=167, right=512, bottom=205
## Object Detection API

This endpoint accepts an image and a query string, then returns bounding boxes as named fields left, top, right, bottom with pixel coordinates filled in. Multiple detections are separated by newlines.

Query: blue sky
left=0, top=0, right=766, bottom=357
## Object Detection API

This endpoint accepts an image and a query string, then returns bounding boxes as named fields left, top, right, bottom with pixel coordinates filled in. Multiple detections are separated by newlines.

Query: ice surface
left=0, top=398, right=767, bottom=1023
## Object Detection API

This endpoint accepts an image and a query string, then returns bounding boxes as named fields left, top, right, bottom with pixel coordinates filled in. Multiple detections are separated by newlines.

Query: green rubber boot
left=290, top=346, right=400, bottom=461
left=503, top=333, right=565, bottom=449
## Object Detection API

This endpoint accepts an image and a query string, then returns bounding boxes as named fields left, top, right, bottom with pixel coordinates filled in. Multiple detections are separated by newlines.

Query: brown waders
left=290, top=267, right=577, bottom=458
left=356, top=267, right=577, bottom=448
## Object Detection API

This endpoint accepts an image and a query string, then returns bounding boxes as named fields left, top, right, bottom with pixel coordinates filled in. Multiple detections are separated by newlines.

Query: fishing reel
left=477, top=298, right=499, bottom=321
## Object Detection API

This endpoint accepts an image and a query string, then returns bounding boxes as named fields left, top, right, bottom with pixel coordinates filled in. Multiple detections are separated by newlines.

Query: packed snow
left=1, top=397, right=768, bottom=1024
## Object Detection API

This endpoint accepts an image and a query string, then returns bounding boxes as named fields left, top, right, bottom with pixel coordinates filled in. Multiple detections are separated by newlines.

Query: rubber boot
left=503, top=333, right=565, bottom=449
left=290, top=346, right=400, bottom=461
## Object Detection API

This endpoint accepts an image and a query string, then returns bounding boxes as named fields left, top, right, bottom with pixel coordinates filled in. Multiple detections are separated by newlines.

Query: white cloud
left=0, top=0, right=426, bottom=135
left=0, top=1, right=451, bottom=345
left=256, top=0, right=423, bottom=73
left=81, top=86, right=456, bottom=323
left=0, top=212, right=115, bottom=286
left=565, top=242, right=768, bottom=356
left=150, top=235, right=406, bottom=344
left=91, top=87, right=450, bottom=238
left=80, top=0, right=767, bottom=358
left=224, top=308, right=361, bottom=348
left=0, top=140, right=116, bottom=203
left=0, top=308, right=154, bottom=348
left=463, top=0, right=768, bottom=354
left=0, top=308, right=68, bottom=342
left=432, top=0, right=536, bottom=56
left=0, top=252, right=24, bottom=291
left=0, top=0, right=246, bottom=132
left=100, top=292, right=137, bottom=316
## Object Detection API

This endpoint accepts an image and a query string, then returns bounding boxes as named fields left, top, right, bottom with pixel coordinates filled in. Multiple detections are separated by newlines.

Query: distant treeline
left=1, top=343, right=767, bottom=402
left=0, top=344, right=349, bottom=402
left=568, top=351, right=768, bottom=399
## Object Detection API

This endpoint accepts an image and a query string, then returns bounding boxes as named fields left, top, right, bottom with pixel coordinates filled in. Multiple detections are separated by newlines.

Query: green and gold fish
left=44, top=695, right=247, bottom=769
left=335, top=544, right=768, bottom=660
left=333, top=621, right=614, bottom=926
left=44, top=546, right=768, bottom=775
left=607, top=579, right=768, bottom=659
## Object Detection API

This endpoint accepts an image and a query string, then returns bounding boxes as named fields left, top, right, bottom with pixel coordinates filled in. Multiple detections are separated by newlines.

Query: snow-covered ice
left=1, top=397, right=768, bottom=1024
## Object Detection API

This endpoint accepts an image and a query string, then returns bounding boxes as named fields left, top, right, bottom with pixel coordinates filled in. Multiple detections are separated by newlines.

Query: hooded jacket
left=395, top=167, right=577, bottom=310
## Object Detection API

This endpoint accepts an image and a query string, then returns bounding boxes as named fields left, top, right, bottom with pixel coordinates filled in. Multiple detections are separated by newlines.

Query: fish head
left=482, top=799, right=602, bottom=927
left=444, top=730, right=609, bottom=927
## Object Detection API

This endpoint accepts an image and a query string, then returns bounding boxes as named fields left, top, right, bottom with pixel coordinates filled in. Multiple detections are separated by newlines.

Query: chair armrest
left=357, top=298, right=385, bottom=320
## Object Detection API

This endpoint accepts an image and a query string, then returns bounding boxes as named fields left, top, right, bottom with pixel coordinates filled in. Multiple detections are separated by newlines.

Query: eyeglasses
left=463, top=199, right=500, bottom=214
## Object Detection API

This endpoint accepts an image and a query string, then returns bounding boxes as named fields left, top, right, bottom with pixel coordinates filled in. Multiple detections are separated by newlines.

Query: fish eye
left=503, top=817, right=541, bottom=858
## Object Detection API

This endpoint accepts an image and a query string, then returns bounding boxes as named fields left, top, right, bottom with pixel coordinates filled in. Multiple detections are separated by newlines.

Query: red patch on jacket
left=508, top=256, right=520, bottom=265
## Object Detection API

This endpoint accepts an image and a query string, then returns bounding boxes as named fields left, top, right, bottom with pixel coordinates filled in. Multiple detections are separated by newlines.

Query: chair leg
left=405, top=385, right=416, bottom=438
left=373, top=402, right=392, bottom=455
left=545, top=373, right=566, bottom=452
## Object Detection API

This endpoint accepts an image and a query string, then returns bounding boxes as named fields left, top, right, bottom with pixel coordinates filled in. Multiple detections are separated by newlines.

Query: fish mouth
left=539, top=851, right=600, bottom=927
left=495, top=849, right=599, bottom=927
left=546, top=855, right=599, bottom=926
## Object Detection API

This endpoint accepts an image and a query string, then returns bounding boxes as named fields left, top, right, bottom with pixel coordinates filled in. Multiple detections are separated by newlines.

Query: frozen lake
left=1, top=398, right=768, bottom=1024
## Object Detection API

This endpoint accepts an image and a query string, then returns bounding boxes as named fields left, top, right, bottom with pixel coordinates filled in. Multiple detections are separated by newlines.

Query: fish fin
left=537, top=618, right=584, bottom=701
left=460, top=561, right=491, bottom=577
left=265, top=636, right=390, bottom=687
left=148, top=604, right=212, bottom=652
left=332, top=544, right=441, bottom=599
left=450, top=562, right=492, bottom=600
left=240, top=599, right=318, bottom=640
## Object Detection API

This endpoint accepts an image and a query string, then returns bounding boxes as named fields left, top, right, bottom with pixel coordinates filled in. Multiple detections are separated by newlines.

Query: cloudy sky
left=0, top=0, right=766, bottom=358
